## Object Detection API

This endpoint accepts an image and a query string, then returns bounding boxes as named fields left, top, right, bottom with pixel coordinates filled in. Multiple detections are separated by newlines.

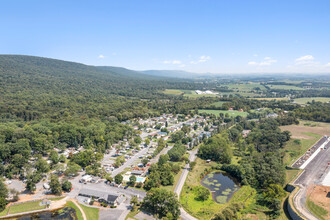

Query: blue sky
left=1, top=0, right=330, bottom=74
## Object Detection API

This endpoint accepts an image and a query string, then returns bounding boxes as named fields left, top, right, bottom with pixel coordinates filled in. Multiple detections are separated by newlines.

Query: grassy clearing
left=8, top=200, right=46, bottom=214
left=66, top=201, right=84, bottom=220
left=210, top=101, right=226, bottom=107
left=281, top=132, right=321, bottom=166
left=306, top=198, right=328, bottom=220
left=198, top=109, right=248, bottom=117
left=293, top=97, right=330, bottom=104
left=80, top=203, right=99, bottom=220
left=163, top=89, right=184, bottom=95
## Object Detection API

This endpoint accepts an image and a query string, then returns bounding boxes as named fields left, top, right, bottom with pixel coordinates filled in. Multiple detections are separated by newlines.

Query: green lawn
left=80, top=203, right=99, bottom=220
left=306, top=198, right=328, bottom=220
left=293, top=97, right=330, bottom=104
left=8, top=200, right=46, bottom=214
left=198, top=109, right=248, bottom=117
left=66, top=201, right=84, bottom=220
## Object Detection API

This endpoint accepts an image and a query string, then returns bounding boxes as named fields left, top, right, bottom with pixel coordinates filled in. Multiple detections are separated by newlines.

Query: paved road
left=293, top=141, right=330, bottom=220
left=111, top=147, right=150, bottom=177
left=174, top=148, right=199, bottom=220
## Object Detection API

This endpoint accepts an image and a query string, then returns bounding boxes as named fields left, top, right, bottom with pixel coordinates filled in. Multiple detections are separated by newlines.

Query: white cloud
left=295, top=55, right=314, bottom=62
left=248, top=61, right=258, bottom=65
left=248, top=57, right=277, bottom=66
left=190, top=55, right=211, bottom=64
left=163, top=60, right=182, bottom=65
left=295, top=55, right=319, bottom=66
left=98, top=54, right=105, bottom=59
left=325, top=63, right=330, bottom=67
left=253, top=54, right=258, bottom=57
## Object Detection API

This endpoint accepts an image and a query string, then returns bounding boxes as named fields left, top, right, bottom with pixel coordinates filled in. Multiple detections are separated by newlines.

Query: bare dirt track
left=280, top=122, right=330, bottom=139
left=307, top=185, right=330, bottom=219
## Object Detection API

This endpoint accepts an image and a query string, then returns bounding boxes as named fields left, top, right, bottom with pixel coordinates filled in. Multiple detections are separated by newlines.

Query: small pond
left=6, top=207, right=77, bottom=220
left=201, top=172, right=240, bottom=204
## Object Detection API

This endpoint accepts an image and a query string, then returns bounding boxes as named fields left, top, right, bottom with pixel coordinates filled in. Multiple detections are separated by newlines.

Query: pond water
left=201, top=172, right=240, bottom=204
left=6, top=207, right=77, bottom=220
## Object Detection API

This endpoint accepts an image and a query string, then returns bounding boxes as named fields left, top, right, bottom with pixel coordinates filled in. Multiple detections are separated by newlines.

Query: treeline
left=294, top=102, right=330, bottom=122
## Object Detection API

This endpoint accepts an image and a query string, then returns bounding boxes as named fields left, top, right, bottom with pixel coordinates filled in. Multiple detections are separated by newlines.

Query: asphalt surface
left=293, top=140, right=330, bottom=220
left=174, top=148, right=199, bottom=220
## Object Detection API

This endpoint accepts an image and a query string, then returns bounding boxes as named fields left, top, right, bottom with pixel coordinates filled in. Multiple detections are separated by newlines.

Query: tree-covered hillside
left=0, top=55, right=209, bottom=122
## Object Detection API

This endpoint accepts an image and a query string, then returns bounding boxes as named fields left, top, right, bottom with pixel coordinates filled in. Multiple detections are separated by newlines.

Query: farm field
left=198, top=109, right=248, bottom=117
left=293, top=97, right=330, bottom=104
left=267, top=85, right=304, bottom=90
left=227, top=82, right=267, bottom=91
left=252, top=97, right=289, bottom=101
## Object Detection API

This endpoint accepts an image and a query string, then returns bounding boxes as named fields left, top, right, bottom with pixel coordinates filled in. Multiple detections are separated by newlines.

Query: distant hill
left=0, top=55, right=196, bottom=100
left=141, top=70, right=199, bottom=78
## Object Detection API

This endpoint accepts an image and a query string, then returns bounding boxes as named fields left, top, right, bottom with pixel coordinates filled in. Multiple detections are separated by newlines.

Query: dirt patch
left=280, top=124, right=330, bottom=139
left=307, top=185, right=330, bottom=219
left=245, top=214, right=259, bottom=220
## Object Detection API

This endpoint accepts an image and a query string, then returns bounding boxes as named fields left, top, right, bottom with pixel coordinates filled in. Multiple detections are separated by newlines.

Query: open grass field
left=66, top=201, right=84, bottom=220
left=281, top=121, right=329, bottom=184
left=280, top=121, right=330, bottom=140
left=210, top=101, right=226, bottom=107
left=8, top=200, right=46, bottom=214
left=227, top=83, right=267, bottom=91
left=162, top=89, right=219, bottom=98
left=80, top=203, right=99, bottom=220
left=293, top=97, right=330, bottom=104
left=162, top=89, right=184, bottom=95
left=267, top=85, right=304, bottom=90
left=198, top=109, right=248, bottom=117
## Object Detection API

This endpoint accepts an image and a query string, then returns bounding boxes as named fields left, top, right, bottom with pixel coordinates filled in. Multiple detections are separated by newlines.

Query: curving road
left=174, top=148, right=199, bottom=220
left=293, top=140, right=330, bottom=220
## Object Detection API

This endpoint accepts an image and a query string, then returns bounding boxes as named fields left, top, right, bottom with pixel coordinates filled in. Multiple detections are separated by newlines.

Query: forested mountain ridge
left=0, top=55, right=176, bottom=97
left=0, top=55, right=208, bottom=122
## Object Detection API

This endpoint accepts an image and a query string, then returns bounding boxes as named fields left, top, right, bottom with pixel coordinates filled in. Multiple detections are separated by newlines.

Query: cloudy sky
left=1, top=0, right=330, bottom=74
